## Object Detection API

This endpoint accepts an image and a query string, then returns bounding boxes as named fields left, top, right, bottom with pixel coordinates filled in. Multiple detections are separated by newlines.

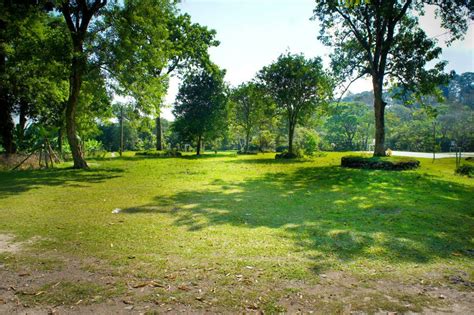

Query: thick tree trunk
left=244, top=129, right=250, bottom=153
left=196, top=135, right=202, bottom=155
left=0, top=100, right=15, bottom=154
left=373, top=77, right=386, bottom=156
left=65, top=41, right=88, bottom=169
left=155, top=113, right=162, bottom=151
left=0, top=17, right=15, bottom=154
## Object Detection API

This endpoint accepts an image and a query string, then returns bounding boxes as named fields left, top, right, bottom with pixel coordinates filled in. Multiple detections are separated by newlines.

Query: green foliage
left=101, top=0, right=218, bottom=116
left=258, top=52, right=333, bottom=155
left=323, top=102, right=372, bottom=151
left=230, top=82, right=274, bottom=153
left=294, top=127, right=320, bottom=156
left=455, top=164, right=474, bottom=177
left=173, top=66, right=229, bottom=150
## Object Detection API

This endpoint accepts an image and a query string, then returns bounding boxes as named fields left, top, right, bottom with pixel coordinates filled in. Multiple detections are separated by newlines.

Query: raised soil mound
left=341, top=155, right=420, bottom=170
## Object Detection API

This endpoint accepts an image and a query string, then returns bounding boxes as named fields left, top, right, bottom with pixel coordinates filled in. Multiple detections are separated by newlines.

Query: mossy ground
left=0, top=152, right=472, bottom=312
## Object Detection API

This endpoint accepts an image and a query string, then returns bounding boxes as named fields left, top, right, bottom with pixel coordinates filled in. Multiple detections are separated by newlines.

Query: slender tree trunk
left=58, top=126, right=63, bottom=155
left=373, top=77, right=386, bottom=156
left=196, top=135, right=202, bottom=155
left=18, top=99, right=28, bottom=146
left=155, top=113, right=162, bottom=150
left=288, top=120, right=295, bottom=155
left=65, top=40, right=88, bottom=168
left=119, top=106, right=124, bottom=156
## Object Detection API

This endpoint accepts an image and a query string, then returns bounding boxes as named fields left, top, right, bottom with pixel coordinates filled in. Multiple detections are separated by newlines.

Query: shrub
left=341, top=155, right=420, bottom=170
left=295, top=128, right=320, bottom=156
left=455, top=164, right=474, bottom=177
left=237, top=151, right=258, bottom=155
left=135, top=149, right=182, bottom=158
left=275, top=149, right=303, bottom=159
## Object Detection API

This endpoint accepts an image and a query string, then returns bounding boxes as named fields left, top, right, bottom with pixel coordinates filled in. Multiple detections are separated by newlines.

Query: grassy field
left=0, top=152, right=473, bottom=313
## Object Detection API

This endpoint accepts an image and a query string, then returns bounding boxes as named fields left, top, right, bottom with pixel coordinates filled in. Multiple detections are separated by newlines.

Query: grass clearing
left=0, top=152, right=472, bottom=312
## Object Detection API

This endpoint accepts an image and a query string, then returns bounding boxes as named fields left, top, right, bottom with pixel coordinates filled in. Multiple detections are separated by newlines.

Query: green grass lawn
left=0, top=152, right=473, bottom=312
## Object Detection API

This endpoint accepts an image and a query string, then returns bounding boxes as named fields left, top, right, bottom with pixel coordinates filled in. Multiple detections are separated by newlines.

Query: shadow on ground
left=122, top=165, right=474, bottom=270
left=0, top=167, right=124, bottom=199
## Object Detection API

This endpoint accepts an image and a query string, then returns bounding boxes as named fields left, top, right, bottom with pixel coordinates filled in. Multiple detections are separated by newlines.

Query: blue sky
left=162, top=0, right=474, bottom=119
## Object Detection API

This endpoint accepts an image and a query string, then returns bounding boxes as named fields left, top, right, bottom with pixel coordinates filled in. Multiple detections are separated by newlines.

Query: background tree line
left=1, top=1, right=473, bottom=164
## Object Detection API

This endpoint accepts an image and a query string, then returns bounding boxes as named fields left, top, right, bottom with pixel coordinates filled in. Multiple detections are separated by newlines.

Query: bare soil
left=0, top=234, right=472, bottom=314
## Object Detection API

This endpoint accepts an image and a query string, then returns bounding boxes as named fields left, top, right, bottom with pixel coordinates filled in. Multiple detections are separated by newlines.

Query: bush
left=237, top=151, right=258, bottom=155
left=135, top=149, right=182, bottom=158
left=275, top=149, right=303, bottom=159
left=341, top=155, right=420, bottom=170
left=295, top=128, right=320, bottom=156
left=455, top=164, right=474, bottom=177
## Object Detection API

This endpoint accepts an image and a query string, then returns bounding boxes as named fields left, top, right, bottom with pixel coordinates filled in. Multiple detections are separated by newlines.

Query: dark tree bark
left=288, top=119, right=295, bottom=155
left=0, top=3, right=15, bottom=154
left=119, top=106, right=123, bottom=156
left=196, top=134, right=202, bottom=155
left=155, top=113, right=163, bottom=150
left=18, top=99, right=28, bottom=146
left=287, top=108, right=298, bottom=155
left=373, top=77, right=386, bottom=156
left=57, top=126, right=63, bottom=155
left=0, top=99, right=15, bottom=154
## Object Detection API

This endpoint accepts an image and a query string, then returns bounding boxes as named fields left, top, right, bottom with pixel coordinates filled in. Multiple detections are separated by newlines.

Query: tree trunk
left=65, top=40, right=88, bottom=169
left=18, top=99, right=28, bottom=146
left=58, top=126, right=63, bottom=155
left=196, top=135, right=202, bottom=155
left=373, top=77, right=386, bottom=156
left=155, top=113, right=162, bottom=151
left=288, top=119, right=295, bottom=155
left=0, top=20, right=15, bottom=155
left=0, top=99, right=15, bottom=154
left=119, top=106, right=124, bottom=156
left=244, top=129, right=250, bottom=153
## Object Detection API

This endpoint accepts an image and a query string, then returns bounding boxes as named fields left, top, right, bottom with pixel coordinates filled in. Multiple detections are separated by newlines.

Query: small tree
left=172, top=67, right=228, bottom=155
left=258, top=53, right=332, bottom=157
left=230, top=82, right=271, bottom=153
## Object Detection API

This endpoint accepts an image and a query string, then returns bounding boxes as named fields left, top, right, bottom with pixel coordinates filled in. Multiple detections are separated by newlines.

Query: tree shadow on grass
left=122, top=165, right=474, bottom=271
left=0, top=167, right=124, bottom=200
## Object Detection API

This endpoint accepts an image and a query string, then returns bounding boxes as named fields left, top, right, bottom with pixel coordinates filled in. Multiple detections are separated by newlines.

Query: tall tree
left=60, top=0, right=107, bottom=168
left=173, top=67, right=228, bottom=155
left=313, top=0, right=473, bottom=156
left=102, top=1, right=218, bottom=150
left=258, top=53, right=332, bottom=157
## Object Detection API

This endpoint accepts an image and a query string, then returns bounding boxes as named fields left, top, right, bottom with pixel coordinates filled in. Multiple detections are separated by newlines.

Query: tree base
left=341, top=156, right=420, bottom=170
left=275, top=152, right=298, bottom=159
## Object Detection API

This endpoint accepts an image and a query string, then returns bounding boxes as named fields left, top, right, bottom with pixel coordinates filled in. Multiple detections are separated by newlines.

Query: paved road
left=383, top=151, right=474, bottom=159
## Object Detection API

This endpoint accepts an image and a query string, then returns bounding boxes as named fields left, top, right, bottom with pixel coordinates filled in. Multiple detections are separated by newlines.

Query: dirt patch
left=0, top=234, right=473, bottom=313
left=0, top=234, right=24, bottom=254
